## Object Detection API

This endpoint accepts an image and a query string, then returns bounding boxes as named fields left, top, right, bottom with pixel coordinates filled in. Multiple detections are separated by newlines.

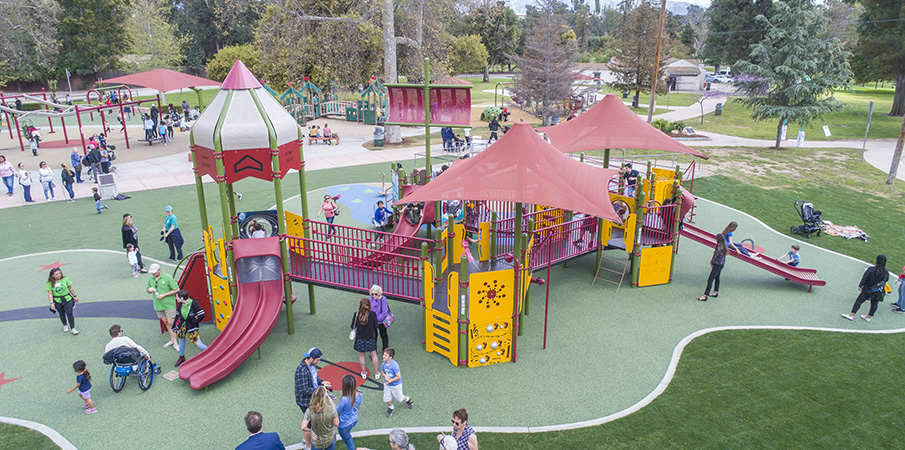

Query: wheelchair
left=109, top=354, right=160, bottom=392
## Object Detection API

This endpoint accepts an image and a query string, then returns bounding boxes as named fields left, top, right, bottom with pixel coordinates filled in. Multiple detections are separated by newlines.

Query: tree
left=609, top=2, right=666, bottom=108
left=126, top=0, right=187, bottom=72
left=0, top=0, right=59, bottom=85
left=819, top=0, right=861, bottom=51
left=850, top=0, right=905, bottom=117
left=703, top=0, right=773, bottom=71
left=205, top=44, right=262, bottom=81
left=678, top=4, right=708, bottom=55
left=468, top=1, right=522, bottom=82
left=448, top=35, right=489, bottom=74
left=508, top=0, right=577, bottom=126
left=57, top=0, right=130, bottom=77
left=173, top=0, right=260, bottom=74
left=733, top=0, right=852, bottom=149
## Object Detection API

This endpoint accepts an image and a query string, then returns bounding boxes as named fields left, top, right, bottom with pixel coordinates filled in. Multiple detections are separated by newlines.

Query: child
left=93, top=187, right=108, bottom=214
left=158, top=121, right=168, bottom=145
left=127, top=244, right=140, bottom=277
left=380, top=348, right=413, bottom=417
left=66, top=360, right=97, bottom=414
left=778, top=244, right=801, bottom=267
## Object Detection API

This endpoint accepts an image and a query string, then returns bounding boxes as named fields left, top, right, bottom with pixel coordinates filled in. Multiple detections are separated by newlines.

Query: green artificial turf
left=694, top=87, right=903, bottom=141
left=0, top=423, right=58, bottom=450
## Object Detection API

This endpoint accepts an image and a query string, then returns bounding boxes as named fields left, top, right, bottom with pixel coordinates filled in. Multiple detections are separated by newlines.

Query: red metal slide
left=178, top=237, right=285, bottom=389
left=680, top=223, right=826, bottom=292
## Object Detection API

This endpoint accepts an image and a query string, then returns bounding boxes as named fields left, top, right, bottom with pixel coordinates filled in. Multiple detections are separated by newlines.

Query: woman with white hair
left=368, top=285, right=392, bottom=353
left=355, top=428, right=415, bottom=450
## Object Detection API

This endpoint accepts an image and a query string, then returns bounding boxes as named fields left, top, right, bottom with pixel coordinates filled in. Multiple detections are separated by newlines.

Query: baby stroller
left=103, top=346, right=160, bottom=392
left=791, top=200, right=823, bottom=238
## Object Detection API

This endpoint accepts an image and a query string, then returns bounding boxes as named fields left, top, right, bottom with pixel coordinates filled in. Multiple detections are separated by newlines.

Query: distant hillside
left=506, top=0, right=707, bottom=16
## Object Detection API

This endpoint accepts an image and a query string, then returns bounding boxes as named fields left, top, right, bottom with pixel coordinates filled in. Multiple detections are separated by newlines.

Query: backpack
left=81, top=154, right=91, bottom=166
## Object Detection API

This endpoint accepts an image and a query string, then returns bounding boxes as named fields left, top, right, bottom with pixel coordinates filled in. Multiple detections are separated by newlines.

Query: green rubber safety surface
left=0, top=164, right=890, bottom=449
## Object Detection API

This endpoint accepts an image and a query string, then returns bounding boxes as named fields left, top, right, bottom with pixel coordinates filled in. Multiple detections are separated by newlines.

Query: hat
left=164, top=206, right=172, bottom=212
left=439, top=435, right=457, bottom=450
left=303, top=347, right=323, bottom=359
left=148, top=263, right=161, bottom=273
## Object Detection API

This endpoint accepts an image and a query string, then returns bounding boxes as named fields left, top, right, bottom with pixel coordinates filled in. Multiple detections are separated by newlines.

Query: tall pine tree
left=702, top=0, right=773, bottom=71
left=733, top=0, right=851, bottom=149
left=850, top=0, right=905, bottom=116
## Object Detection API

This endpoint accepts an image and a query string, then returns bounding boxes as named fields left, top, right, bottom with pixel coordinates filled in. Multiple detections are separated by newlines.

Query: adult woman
left=60, top=163, right=76, bottom=202
left=721, top=221, right=755, bottom=257
left=698, top=234, right=728, bottom=301
left=162, top=205, right=184, bottom=261
left=301, top=386, right=339, bottom=450
left=369, top=285, right=392, bottom=353
left=46, top=268, right=79, bottom=335
left=0, top=155, right=15, bottom=196
left=316, top=194, right=338, bottom=236
left=336, top=374, right=363, bottom=450
left=842, top=254, right=890, bottom=322
left=17, top=163, right=35, bottom=203
left=437, top=409, right=477, bottom=450
left=38, top=161, right=55, bottom=200
left=173, top=290, right=207, bottom=367
left=352, top=298, right=381, bottom=380
left=354, top=429, right=414, bottom=450
left=121, top=214, right=147, bottom=273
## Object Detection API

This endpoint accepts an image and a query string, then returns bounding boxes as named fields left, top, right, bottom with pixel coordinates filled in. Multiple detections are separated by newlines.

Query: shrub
left=669, top=120, right=686, bottom=132
left=651, top=118, right=671, bottom=132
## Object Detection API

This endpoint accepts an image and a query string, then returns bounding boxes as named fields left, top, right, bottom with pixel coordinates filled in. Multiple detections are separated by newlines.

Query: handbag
left=382, top=311, right=396, bottom=328
left=349, top=328, right=356, bottom=340
left=349, top=312, right=357, bottom=340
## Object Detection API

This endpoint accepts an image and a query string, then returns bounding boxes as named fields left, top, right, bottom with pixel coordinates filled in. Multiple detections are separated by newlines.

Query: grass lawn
left=0, top=423, right=58, bottom=450
left=597, top=86, right=701, bottom=108
left=694, top=86, right=903, bottom=141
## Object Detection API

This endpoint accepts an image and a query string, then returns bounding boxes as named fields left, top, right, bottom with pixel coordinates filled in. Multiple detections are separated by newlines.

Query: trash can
left=622, top=91, right=629, bottom=99
left=715, top=103, right=723, bottom=116
left=373, top=127, right=385, bottom=147
left=705, top=82, right=711, bottom=91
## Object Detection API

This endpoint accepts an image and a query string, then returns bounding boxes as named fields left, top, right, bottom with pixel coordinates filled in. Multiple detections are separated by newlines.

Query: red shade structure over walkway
left=398, top=122, right=622, bottom=223
left=539, top=94, right=707, bottom=158
left=97, top=69, right=221, bottom=93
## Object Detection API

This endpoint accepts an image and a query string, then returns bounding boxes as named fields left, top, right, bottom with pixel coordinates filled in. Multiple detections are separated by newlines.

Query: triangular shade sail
left=398, top=122, right=622, bottom=223
left=99, top=69, right=220, bottom=93
left=539, top=94, right=707, bottom=158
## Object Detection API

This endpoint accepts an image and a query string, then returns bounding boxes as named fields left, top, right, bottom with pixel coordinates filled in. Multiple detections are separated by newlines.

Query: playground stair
left=680, top=223, right=826, bottom=292
left=592, top=251, right=631, bottom=293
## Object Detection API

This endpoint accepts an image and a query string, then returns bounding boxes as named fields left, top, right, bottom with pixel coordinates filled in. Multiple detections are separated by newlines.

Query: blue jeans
left=178, top=336, right=208, bottom=357
left=2, top=174, right=13, bottom=194
left=894, top=281, right=904, bottom=308
left=730, top=242, right=750, bottom=256
left=22, top=185, right=33, bottom=202
left=337, top=422, right=357, bottom=450
left=64, top=184, right=75, bottom=199
left=313, top=436, right=336, bottom=450
left=326, top=216, right=336, bottom=234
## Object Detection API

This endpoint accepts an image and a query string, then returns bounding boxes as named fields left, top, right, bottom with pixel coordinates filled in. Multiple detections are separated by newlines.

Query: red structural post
left=12, top=112, right=25, bottom=152
left=75, top=104, right=87, bottom=153
left=61, top=115, right=69, bottom=143
left=1, top=93, right=13, bottom=138
left=86, top=89, right=99, bottom=121
left=119, top=102, right=130, bottom=149
left=42, top=89, right=54, bottom=133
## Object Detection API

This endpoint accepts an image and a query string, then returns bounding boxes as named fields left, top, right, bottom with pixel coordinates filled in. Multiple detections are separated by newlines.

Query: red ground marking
left=319, top=361, right=371, bottom=390
left=34, top=139, right=81, bottom=150
left=39, top=261, right=70, bottom=271
left=0, top=372, right=21, bottom=390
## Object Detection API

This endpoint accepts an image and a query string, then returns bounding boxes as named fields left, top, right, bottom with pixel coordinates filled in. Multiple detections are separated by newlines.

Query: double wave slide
left=680, top=223, right=826, bottom=292
left=178, top=237, right=285, bottom=389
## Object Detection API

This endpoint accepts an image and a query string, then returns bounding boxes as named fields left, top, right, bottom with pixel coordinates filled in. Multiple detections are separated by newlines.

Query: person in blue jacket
left=236, top=411, right=285, bottom=450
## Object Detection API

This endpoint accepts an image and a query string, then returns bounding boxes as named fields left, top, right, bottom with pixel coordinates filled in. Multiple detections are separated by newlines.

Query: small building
left=663, top=59, right=705, bottom=91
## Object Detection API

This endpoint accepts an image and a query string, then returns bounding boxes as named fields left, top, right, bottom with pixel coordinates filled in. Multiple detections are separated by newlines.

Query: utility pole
left=647, top=0, right=667, bottom=123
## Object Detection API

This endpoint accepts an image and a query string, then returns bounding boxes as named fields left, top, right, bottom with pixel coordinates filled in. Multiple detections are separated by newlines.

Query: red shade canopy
left=98, top=69, right=220, bottom=92
left=398, top=122, right=622, bottom=222
left=539, top=94, right=708, bottom=158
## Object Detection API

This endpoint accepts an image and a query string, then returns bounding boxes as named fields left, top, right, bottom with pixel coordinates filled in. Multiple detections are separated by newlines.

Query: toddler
left=778, top=244, right=800, bottom=267
left=92, top=187, right=108, bottom=214
left=66, top=360, right=97, bottom=414
left=127, top=244, right=140, bottom=277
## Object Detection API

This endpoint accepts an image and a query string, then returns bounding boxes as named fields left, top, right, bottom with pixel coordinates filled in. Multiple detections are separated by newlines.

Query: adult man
left=162, top=205, right=184, bottom=261
left=69, top=148, right=83, bottom=183
left=146, top=263, right=180, bottom=349
left=295, top=347, right=332, bottom=450
left=622, top=163, right=639, bottom=197
left=104, top=324, right=151, bottom=361
left=236, top=411, right=285, bottom=450
left=87, top=145, right=101, bottom=182
left=150, top=104, right=159, bottom=137
left=488, top=117, right=500, bottom=144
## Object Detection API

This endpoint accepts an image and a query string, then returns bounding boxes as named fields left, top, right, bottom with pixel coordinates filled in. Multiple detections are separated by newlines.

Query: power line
left=705, top=17, right=905, bottom=36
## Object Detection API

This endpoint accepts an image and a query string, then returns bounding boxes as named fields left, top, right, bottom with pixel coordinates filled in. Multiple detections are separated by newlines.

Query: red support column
left=42, top=89, right=54, bottom=133
left=119, top=103, right=130, bottom=149
left=75, top=105, right=87, bottom=153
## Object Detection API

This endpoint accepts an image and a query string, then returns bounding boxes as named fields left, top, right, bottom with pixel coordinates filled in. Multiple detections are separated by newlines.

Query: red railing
left=285, top=220, right=435, bottom=303
left=640, top=203, right=677, bottom=246
left=464, top=201, right=529, bottom=232
left=528, top=216, right=600, bottom=270
left=491, top=207, right=567, bottom=259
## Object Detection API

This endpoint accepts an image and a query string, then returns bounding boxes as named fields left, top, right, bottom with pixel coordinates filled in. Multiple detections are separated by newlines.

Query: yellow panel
left=638, top=246, right=674, bottom=287
left=285, top=211, right=306, bottom=256
left=478, top=221, right=491, bottom=261
left=207, top=232, right=231, bottom=331
left=533, top=205, right=566, bottom=230
left=441, top=226, right=449, bottom=274
left=599, top=219, right=612, bottom=246
left=452, top=224, right=464, bottom=265
left=424, top=261, right=434, bottom=310
left=423, top=261, right=457, bottom=366
left=609, top=193, right=635, bottom=224
left=651, top=168, right=676, bottom=204
left=467, top=318, right=513, bottom=367
left=521, top=235, right=534, bottom=303
left=469, top=269, right=515, bottom=324
left=623, top=213, right=636, bottom=253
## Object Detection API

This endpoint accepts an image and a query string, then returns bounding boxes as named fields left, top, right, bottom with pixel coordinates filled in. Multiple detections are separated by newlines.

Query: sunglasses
left=452, top=420, right=462, bottom=426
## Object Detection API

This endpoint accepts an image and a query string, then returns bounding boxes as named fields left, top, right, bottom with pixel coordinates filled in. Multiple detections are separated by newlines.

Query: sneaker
left=153, top=363, right=161, bottom=374
left=374, top=371, right=381, bottom=381
left=386, top=407, right=395, bottom=417
left=236, top=193, right=242, bottom=200
left=894, top=308, right=905, bottom=314
left=175, top=356, right=186, bottom=367
left=63, top=325, right=70, bottom=332
left=163, top=341, right=174, bottom=348
left=83, top=403, right=90, bottom=409
left=405, top=398, right=414, bottom=409
left=70, top=328, right=78, bottom=335
left=860, top=315, right=871, bottom=322
left=841, top=314, right=854, bottom=321
left=361, top=371, right=367, bottom=380
left=133, top=273, right=139, bottom=278
left=85, top=408, right=97, bottom=414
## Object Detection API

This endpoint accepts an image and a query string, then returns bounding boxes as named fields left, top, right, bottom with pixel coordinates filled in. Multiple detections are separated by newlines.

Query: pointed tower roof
left=220, top=60, right=263, bottom=90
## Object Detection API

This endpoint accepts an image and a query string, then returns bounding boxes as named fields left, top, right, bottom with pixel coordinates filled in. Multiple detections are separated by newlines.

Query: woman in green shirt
left=45, top=268, right=79, bottom=335
left=301, top=386, right=339, bottom=450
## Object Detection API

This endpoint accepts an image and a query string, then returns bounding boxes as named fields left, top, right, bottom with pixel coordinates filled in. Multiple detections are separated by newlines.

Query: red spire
left=220, top=60, right=263, bottom=90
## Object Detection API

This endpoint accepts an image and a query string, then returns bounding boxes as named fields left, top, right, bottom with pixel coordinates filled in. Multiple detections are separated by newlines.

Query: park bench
left=308, top=136, right=339, bottom=145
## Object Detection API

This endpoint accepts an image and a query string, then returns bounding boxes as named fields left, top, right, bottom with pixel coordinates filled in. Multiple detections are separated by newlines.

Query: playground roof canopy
left=397, top=122, right=622, bottom=222
left=539, top=94, right=708, bottom=158
left=98, top=68, right=220, bottom=93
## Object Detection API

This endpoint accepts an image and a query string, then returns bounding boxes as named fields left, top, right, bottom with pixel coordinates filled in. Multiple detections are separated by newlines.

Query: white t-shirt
left=105, top=336, right=150, bottom=360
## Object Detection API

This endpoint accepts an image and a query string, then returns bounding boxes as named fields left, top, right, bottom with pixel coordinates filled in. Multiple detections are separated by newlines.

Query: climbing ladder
left=592, top=251, right=631, bottom=293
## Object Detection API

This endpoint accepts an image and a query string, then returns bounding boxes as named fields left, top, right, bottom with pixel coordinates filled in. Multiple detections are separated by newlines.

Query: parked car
left=714, top=75, right=734, bottom=83
left=705, top=74, right=716, bottom=83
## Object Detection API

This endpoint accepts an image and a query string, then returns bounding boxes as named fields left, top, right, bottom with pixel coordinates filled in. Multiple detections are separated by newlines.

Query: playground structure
left=0, top=88, right=165, bottom=153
